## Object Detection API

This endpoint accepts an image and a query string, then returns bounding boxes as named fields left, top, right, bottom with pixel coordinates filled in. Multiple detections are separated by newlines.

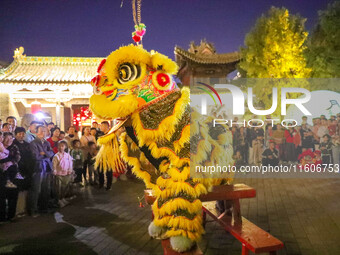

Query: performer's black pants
left=99, top=170, right=113, bottom=189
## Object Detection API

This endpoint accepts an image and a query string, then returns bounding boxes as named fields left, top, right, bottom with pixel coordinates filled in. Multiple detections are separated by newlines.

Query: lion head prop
left=90, top=45, right=178, bottom=120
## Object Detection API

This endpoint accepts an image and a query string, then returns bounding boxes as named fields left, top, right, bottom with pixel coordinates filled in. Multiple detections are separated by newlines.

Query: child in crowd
left=87, top=141, right=98, bottom=185
left=320, top=134, right=332, bottom=164
left=52, top=141, right=73, bottom=208
left=70, top=139, right=84, bottom=185
left=233, top=150, right=244, bottom=168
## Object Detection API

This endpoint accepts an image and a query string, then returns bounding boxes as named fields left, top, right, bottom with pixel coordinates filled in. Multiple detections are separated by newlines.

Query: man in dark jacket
left=262, top=140, right=279, bottom=166
left=29, top=125, right=54, bottom=216
left=13, top=127, right=35, bottom=216
left=14, top=127, right=35, bottom=188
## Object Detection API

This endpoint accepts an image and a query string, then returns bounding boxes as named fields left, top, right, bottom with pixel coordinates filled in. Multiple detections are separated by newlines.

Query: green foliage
left=238, top=7, right=311, bottom=116
left=307, top=1, right=340, bottom=79
left=239, top=7, right=311, bottom=79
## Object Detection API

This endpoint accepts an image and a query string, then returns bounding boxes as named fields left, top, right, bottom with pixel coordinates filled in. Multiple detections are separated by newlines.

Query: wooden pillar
left=56, top=101, right=61, bottom=127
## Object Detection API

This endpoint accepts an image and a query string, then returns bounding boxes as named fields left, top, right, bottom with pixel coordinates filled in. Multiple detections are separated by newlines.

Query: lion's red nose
left=156, top=73, right=170, bottom=87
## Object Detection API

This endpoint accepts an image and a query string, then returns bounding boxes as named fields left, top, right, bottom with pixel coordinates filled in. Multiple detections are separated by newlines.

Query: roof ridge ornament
left=188, top=40, right=216, bottom=55
left=13, top=46, right=25, bottom=60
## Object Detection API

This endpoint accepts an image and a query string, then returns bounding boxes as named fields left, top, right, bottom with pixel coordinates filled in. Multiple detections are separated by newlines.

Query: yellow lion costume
left=90, top=44, right=233, bottom=252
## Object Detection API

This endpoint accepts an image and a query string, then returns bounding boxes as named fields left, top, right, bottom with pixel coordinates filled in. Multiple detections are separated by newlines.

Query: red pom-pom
left=97, top=59, right=106, bottom=73
left=132, top=34, right=141, bottom=43
left=156, top=73, right=170, bottom=87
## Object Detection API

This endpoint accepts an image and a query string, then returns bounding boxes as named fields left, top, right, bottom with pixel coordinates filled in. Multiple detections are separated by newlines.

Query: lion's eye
left=118, top=63, right=141, bottom=84
left=120, top=69, right=127, bottom=79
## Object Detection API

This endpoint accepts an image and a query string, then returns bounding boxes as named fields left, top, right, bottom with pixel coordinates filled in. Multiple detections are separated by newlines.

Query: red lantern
left=31, top=101, right=41, bottom=114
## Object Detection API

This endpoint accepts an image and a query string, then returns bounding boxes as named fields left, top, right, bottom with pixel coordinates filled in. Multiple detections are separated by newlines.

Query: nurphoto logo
left=197, top=83, right=312, bottom=128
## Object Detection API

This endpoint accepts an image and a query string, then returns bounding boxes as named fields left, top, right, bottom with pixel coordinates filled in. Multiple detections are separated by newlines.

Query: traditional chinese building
left=0, top=47, right=102, bottom=130
left=174, top=40, right=240, bottom=86
left=0, top=42, right=240, bottom=129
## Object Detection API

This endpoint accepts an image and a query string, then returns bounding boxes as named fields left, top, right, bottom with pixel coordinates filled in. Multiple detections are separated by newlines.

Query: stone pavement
left=0, top=177, right=339, bottom=255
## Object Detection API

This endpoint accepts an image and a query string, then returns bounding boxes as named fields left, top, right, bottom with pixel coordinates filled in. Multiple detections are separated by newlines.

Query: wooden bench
left=144, top=184, right=283, bottom=255
left=200, top=184, right=256, bottom=225
left=199, top=184, right=256, bottom=202
left=145, top=184, right=256, bottom=223
left=202, top=201, right=284, bottom=255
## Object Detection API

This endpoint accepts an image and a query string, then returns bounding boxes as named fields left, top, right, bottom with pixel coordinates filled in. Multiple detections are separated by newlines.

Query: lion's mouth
left=103, top=89, right=129, bottom=101
left=102, top=89, right=118, bottom=101
left=103, top=90, right=114, bottom=96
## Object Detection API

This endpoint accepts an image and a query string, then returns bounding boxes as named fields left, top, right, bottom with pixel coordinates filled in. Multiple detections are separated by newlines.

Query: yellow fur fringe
left=119, top=132, right=155, bottom=189
left=147, top=142, right=189, bottom=168
left=150, top=52, right=178, bottom=74
left=159, top=161, right=170, bottom=173
left=173, top=124, right=190, bottom=153
left=153, top=198, right=202, bottom=218
left=154, top=177, right=207, bottom=200
left=153, top=215, right=203, bottom=241
left=166, top=228, right=203, bottom=242
left=168, top=166, right=190, bottom=182
left=95, top=133, right=125, bottom=173
left=167, top=215, right=202, bottom=232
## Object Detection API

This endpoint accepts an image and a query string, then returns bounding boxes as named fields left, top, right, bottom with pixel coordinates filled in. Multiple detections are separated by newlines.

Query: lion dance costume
left=90, top=44, right=234, bottom=252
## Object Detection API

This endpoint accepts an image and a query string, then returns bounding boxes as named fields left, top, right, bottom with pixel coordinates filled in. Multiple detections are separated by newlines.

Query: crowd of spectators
left=1, top=113, right=339, bottom=223
left=231, top=114, right=340, bottom=167
left=0, top=116, right=126, bottom=223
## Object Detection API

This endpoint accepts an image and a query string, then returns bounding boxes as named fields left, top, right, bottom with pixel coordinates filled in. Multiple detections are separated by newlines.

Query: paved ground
left=0, top=177, right=339, bottom=255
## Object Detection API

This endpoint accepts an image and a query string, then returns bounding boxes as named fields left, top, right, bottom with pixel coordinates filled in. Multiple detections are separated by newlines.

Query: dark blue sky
left=0, top=0, right=332, bottom=63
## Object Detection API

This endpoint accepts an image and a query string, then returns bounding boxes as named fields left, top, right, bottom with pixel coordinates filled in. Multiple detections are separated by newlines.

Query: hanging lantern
left=31, top=101, right=41, bottom=114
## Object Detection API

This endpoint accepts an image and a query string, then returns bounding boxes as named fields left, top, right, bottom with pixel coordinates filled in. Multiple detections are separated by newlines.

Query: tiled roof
left=0, top=55, right=103, bottom=85
left=174, top=46, right=240, bottom=65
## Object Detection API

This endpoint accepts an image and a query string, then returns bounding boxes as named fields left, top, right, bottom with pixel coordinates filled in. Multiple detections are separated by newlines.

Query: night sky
left=0, top=0, right=332, bottom=63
